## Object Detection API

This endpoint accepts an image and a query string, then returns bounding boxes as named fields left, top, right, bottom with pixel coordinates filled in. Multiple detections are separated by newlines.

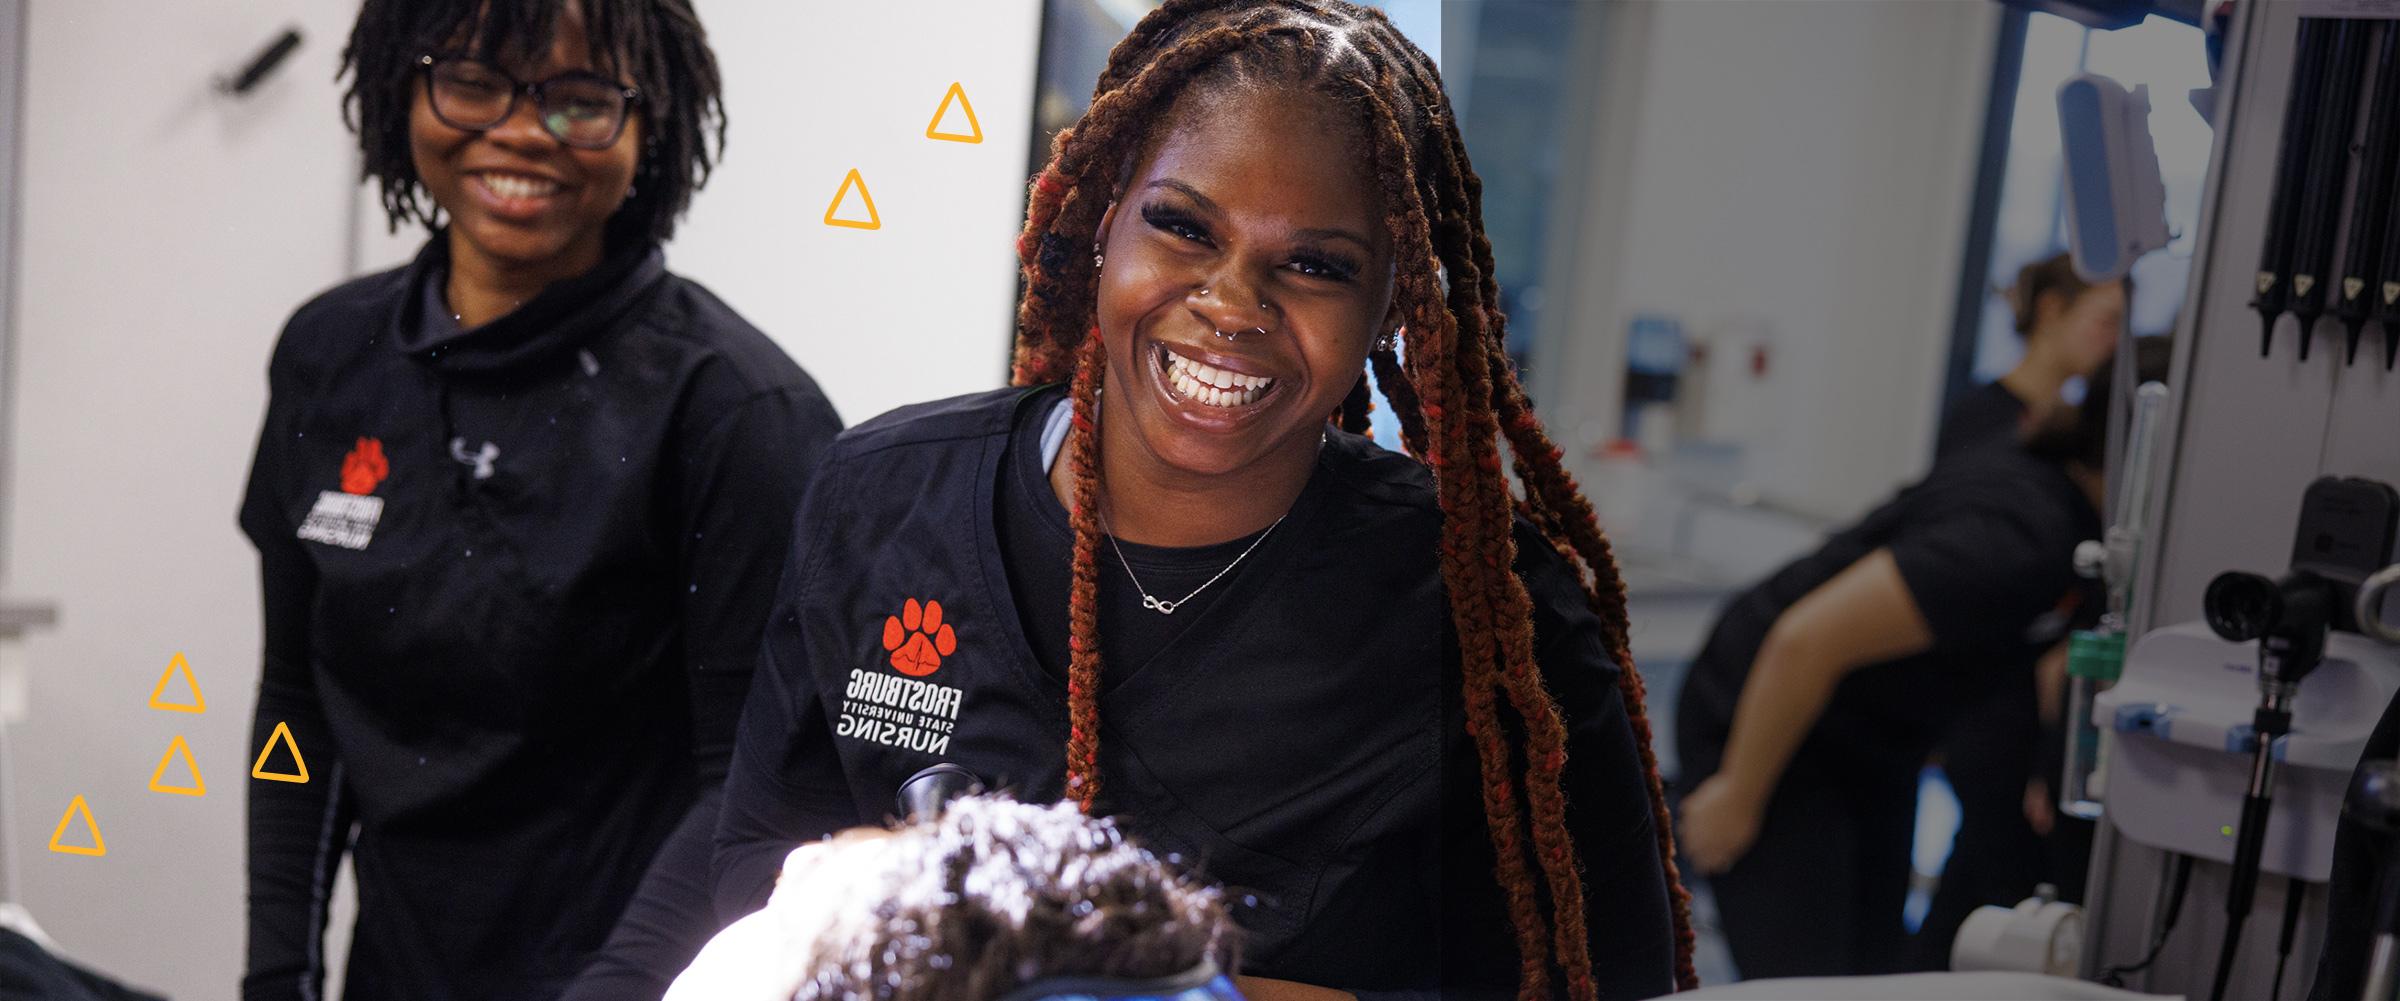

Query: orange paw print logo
left=881, top=598, right=958, bottom=677
left=341, top=437, right=389, bottom=495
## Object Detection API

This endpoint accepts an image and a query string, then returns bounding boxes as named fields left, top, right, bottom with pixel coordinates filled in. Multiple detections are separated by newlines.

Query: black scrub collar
left=391, top=231, right=668, bottom=377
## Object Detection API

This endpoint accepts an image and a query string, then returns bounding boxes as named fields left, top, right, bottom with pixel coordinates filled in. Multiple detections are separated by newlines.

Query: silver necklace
left=1102, top=510, right=1287, bottom=615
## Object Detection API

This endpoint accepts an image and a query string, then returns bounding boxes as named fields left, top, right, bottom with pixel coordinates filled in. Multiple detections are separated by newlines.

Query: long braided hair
left=1008, top=3, right=1696, bottom=997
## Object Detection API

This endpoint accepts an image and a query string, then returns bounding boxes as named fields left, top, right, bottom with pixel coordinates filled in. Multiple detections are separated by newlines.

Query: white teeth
left=481, top=173, right=560, bottom=201
left=1162, top=351, right=1273, bottom=408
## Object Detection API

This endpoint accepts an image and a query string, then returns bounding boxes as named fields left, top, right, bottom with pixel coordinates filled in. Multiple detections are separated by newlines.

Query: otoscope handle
left=2290, top=21, right=2375, bottom=361
left=2212, top=770, right=2277, bottom=1001
left=2229, top=787, right=2276, bottom=921
left=2258, top=18, right=2337, bottom=355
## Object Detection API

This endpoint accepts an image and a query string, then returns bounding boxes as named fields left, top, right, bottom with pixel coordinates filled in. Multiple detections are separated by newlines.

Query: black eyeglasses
left=418, top=54, right=640, bottom=150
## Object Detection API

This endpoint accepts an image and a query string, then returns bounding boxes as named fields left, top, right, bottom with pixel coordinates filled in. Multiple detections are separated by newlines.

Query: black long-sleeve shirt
left=239, top=236, right=840, bottom=1001
left=706, top=388, right=1677, bottom=999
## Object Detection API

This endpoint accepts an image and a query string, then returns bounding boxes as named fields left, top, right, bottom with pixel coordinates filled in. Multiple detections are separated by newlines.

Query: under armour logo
left=449, top=438, right=500, bottom=480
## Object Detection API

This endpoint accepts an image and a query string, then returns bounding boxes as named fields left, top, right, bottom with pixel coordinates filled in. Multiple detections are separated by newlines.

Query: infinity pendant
left=1142, top=595, right=1178, bottom=615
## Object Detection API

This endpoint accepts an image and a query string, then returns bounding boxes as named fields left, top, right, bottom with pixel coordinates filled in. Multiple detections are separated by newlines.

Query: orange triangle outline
left=47, top=796, right=105, bottom=856
left=147, top=652, right=206, bottom=713
left=823, top=168, right=882, bottom=230
left=148, top=735, right=206, bottom=797
left=925, top=81, right=984, bottom=144
left=251, top=721, right=310, bottom=784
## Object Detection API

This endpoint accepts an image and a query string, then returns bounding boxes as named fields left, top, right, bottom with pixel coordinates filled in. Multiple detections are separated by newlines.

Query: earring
left=1373, top=331, right=1397, bottom=352
left=1093, top=242, right=1104, bottom=272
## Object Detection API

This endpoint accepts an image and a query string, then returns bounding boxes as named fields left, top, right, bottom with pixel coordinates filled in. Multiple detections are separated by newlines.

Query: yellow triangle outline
left=148, top=735, right=206, bottom=797
left=47, top=796, right=105, bottom=856
left=147, top=652, right=205, bottom=714
left=823, top=168, right=882, bottom=230
left=251, top=721, right=311, bottom=784
left=925, top=81, right=984, bottom=144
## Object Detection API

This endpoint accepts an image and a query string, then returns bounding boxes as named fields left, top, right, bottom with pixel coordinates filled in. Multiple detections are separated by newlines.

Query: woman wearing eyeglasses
left=237, top=2, right=840, bottom=999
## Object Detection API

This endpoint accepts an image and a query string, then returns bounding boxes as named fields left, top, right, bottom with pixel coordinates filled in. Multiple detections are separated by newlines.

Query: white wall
left=1546, top=0, right=2000, bottom=525
left=358, top=1, right=1045, bottom=425
left=5, top=1, right=365, bottom=994
left=9, top=1, right=1045, bottom=997
left=675, top=0, right=1042, bottom=422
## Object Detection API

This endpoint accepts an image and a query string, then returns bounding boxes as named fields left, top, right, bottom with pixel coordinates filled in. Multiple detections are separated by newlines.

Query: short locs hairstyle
left=792, top=795, right=1237, bottom=1001
left=341, top=0, right=726, bottom=243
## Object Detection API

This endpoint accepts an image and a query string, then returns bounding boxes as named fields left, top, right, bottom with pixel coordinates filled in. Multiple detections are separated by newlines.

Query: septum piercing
left=1214, top=327, right=1268, bottom=340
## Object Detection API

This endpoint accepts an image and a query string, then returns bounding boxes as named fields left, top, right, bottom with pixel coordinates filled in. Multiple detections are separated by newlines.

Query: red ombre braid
left=1062, top=333, right=1108, bottom=811
left=1005, top=2, right=1698, bottom=995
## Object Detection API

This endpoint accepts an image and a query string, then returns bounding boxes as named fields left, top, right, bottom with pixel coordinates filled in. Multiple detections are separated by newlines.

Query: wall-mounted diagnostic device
left=2096, top=477, right=2400, bottom=1001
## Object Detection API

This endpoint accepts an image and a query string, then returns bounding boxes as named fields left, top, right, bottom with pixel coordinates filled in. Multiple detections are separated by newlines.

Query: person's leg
left=1702, top=751, right=1862, bottom=980
left=1911, top=687, right=2045, bottom=969
left=1853, top=757, right=1935, bottom=975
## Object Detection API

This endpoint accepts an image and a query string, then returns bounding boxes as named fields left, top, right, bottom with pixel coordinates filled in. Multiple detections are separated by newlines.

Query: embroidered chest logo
left=449, top=437, right=499, bottom=480
left=883, top=598, right=958, bottom=676
left=838, top=598, right=967, bottom=757
left=297, top=437, right=389, bottom=551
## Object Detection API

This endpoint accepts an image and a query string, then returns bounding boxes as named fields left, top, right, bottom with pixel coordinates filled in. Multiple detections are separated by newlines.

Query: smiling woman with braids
left=708, top=3, right=1690, bottom=997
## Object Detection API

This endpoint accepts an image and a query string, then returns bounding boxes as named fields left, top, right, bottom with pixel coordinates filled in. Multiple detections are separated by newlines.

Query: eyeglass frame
left=416, top=53, right=643, bottom=150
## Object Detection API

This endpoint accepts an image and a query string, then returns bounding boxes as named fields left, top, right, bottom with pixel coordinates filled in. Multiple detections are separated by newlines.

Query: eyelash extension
left=1141, top=203, right=1210, bottom=244
left=1142, top=203, right=1359, bottom=282
left=1291, top=251, right=1360, bottom=283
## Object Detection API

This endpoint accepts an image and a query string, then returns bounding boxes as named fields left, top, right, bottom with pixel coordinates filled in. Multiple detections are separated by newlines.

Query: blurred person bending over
left=1674, top=341, right=2167, bottom=979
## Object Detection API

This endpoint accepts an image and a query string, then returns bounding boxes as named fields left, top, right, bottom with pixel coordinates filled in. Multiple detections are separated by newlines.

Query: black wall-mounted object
left=2338, top=24, right=2400, bottom=365
left=216, top=27, right=301, bottom=96
left=2288, top=477, right=2400, bottom=631
left=2286, top=21, right=2373, bottom=362
left=2255, top=20, right=2338, bottom=358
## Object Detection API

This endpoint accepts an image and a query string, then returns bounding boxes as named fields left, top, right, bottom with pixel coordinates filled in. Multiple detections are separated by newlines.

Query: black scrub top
left=239, top=236, right=841, bottom=1001
left=712, top=387, right=1678, bottom=1000
left=1933, top=381, right=2031, bottom=462
left=1677, top=442, right=2100, bottom=769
